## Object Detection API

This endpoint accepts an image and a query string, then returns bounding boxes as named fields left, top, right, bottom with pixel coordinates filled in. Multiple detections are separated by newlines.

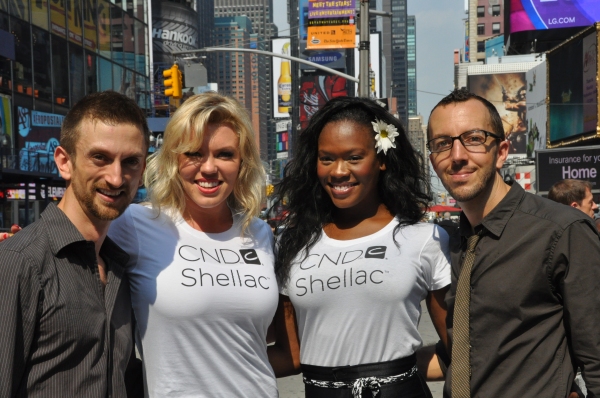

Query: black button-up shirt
left=444, top=183, right=600, bottom=397
left=0, top=203, right=134, bottom=397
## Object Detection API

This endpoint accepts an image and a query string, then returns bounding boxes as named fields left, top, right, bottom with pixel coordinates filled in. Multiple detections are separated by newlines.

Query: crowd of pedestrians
left=1, top=88, right=599, bottom=398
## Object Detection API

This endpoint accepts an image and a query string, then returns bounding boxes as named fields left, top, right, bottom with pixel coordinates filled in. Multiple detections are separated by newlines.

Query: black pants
left=301, top=355, right=433, bottom=398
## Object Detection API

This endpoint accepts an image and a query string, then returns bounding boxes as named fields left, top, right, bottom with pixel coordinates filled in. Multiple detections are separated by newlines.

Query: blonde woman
left=109, top=93, right=288, bottom=397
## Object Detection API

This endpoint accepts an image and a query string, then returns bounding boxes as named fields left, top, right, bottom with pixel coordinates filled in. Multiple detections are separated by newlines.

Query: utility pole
left=358, top=0, right=370, bottom=97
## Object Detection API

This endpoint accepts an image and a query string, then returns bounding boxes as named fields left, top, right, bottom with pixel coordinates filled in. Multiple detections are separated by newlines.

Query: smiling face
left=178, top=123, right=241, bottom=217
left=317, top=120, right=385, bottom=213
left=428, top=99, right=509, bottom=204
left=59, top=119, right=146, bottom=224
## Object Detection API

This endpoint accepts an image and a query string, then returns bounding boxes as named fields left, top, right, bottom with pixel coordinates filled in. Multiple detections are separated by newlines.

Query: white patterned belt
left=303, top=364, right=418, bottom=398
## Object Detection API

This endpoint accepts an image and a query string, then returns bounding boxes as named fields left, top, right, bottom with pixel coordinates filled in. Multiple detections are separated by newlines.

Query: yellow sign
left=50, top=0, right=66, bottom=38
left=31, top=0, right=49, bottom=30
left=307, top=25, right=356, bottom=49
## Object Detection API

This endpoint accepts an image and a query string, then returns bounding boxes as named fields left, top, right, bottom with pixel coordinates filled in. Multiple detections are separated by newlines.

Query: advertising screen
left=468, top=73, right=528, bottom=155
left=510, top=0, right=600, bottom=33
left=548, top=31, right=597, bottom=142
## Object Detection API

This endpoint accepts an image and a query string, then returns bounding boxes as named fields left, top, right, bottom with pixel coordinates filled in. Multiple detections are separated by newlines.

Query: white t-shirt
left=109, top=204, right=279, bottom=398
left=282, top=219, right=451, bottom=367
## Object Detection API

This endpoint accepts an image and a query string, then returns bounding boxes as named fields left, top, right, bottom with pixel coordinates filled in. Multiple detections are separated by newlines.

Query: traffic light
left=266, top=184, right=275, bottom=197
left=163, top=64, right=182, bottom=99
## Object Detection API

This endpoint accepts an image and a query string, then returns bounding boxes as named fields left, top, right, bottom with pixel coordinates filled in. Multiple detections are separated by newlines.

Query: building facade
left=215, top=0, right=277, bottom=161
left=468, top=0, right=504, bottom=62
left=0, top=0, right=151, bottom=229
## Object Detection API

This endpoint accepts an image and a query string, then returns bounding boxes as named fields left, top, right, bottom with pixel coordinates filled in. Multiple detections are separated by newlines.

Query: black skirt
left=301, top=355, right=433, bottom=398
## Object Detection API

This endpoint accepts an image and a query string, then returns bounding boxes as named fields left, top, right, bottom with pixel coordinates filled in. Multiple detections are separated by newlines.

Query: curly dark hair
left=274, top=96, right=431, bottom=286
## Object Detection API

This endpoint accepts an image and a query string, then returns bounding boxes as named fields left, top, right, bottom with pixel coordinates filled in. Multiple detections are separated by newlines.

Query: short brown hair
left=427, top=88, right=505, bottom=141
left=548, top=179, right=592, bottom=206
left=60, top=91, right=150, bottom=156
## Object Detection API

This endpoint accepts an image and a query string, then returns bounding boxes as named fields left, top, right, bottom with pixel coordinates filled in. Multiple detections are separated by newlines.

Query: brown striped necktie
left=451, top=233, right=482, bottom=398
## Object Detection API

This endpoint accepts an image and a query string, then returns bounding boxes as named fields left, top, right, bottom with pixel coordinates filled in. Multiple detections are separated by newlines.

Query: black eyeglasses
left=427, top=130, right=502, bottom=153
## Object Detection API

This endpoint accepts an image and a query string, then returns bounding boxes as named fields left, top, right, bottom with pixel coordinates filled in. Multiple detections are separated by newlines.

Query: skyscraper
left=214, top=0, right=278, bottom=161
left=369, top=0, right=408, bottom=124
left=407, top=15, right=416, bottom=116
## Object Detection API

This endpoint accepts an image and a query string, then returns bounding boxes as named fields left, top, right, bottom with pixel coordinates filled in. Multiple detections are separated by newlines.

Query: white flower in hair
left=372, top=118, right=399, bottom=155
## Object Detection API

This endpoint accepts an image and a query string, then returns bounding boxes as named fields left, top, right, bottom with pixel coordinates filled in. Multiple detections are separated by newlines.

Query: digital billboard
left=468, top=73, right=528, bottom=155
left=525, top=62, right=547, bottom=158
left=306, top=0, right=356, bottom=49
left=510, top=0, right=600, bottom=33
left=547, top=30, right=598, bottom=144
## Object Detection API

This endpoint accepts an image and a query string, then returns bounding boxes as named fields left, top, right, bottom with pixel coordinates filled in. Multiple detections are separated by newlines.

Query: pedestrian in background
left=271, top=96, right=451, bottom=397
left=548, top=178, right=598, bottom=219
left=0, top=91, right=149, bottom=397
left=109, top=92, right=296, bottom=397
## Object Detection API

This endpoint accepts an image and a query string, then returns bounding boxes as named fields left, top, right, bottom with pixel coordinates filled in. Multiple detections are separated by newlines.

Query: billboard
left=307, top=0, right=356, bottom=49
left=16, top=107, right=63, bottom=176
left=525, top=62, right=547, bottom=158
left=548, top=30, right=598, bottom=144
left=275, top=120, right=291, bottom=159
left=299, top=75, right=348, bottom=130
left=354, top=33, right=381, bottom=98
left=272, top=38, right=292, bottom=118
left=468, top=73, right=528, bottom=155
left=510, top=0, right=600, bottom=34
left=536, top=146, right=600, bottom=193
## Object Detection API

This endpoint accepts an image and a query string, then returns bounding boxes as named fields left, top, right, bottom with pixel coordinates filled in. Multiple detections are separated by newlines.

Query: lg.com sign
left=536, top=146, right=600, bottom=194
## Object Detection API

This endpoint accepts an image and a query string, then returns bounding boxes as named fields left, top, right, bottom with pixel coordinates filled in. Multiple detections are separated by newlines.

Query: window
left=477, top=24, right=485, bottom=35
left=492, top=22, right=501, bottom=34
left=477, top=6, right=484, bottom=17
left=492, top=5, right=501, bottom=16
left=477, top=41, right=485, bottom=53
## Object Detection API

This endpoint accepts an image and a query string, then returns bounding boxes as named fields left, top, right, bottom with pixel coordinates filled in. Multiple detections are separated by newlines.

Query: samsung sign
left=307, top=51, right=343, bottom=65
left=536, top=146, right=600, bottom=193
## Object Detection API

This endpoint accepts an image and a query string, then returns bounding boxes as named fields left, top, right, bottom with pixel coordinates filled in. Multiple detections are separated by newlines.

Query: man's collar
left=42, top=203, right=129, bottom=266
left=459, top=183, right=525, bottom=238
left=42, top=202, right=87, bottom=255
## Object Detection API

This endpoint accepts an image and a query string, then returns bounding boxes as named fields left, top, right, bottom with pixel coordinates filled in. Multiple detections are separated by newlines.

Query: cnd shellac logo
left=240, top=249, right=261, bottom=265
left=365, top=246, right=386, bottom=259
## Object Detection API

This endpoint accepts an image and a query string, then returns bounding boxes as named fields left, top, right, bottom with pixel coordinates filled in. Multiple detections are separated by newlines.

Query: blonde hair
left=144, top=92, right=265, bottom=235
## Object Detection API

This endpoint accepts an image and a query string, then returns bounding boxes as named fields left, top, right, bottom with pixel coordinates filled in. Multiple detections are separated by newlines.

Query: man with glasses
left=427, top=88, right=600, bottom=398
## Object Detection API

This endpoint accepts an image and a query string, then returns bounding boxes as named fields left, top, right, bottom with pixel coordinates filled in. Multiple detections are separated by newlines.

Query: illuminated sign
left=511, top=0, right=600, bottom=33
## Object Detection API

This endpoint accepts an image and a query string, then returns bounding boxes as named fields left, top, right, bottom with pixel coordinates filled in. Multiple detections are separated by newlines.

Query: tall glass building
left=0, top=0, right=151, bottom=228
left=407, top=15, right=416, bottom=116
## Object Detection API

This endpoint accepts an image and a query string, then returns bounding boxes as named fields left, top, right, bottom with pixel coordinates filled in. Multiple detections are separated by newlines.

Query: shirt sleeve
left=552, top=220, right=600, bottom=396
left=421, top=225, right=452, bottom=291
left=0, top=250, right=40, bottom=397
